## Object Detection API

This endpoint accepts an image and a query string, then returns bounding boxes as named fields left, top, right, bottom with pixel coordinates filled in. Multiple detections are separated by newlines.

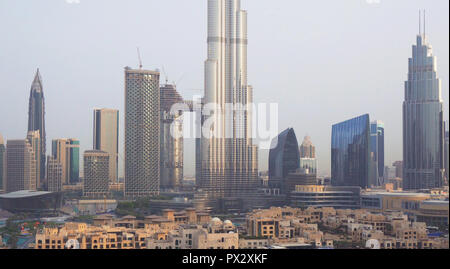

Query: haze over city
left=0, top=0, right=448, bottom=178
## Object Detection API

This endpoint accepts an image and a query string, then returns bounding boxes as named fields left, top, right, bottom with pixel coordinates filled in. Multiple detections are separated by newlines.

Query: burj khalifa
left=197, top=0, right=258, bottom=202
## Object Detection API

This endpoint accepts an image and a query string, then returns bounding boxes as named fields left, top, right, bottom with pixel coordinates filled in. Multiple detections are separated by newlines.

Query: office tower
left=393, top=161, right=403, bottom=179
left=52, top=138, right=80, bottom=185
left=27, top=68, right=46, bottom=184
left=6, top=140, right=36, bottom=192
left=93, top=108, right=119, bottom=183
left=403, top=15, right=445, bottom=190
left=124, top=67, right=160, bottom=197
left=26, top=131, right=41, bottom=189
left=299, top=136, right=316, bottom=158
left=331, top=114, right=370, bottom=189
left=0, top=134, right=5, bottom=191
left=268, top=128, right=300, bottom=189
left=83, top=150, right=110, bottom=198
left=198, top=0, right=258, bottom=200
left=369, top=120, right=385, bottom=187
left=46, top=156, right=62, bottom=192
left=160, top=84, right=184, bottom=190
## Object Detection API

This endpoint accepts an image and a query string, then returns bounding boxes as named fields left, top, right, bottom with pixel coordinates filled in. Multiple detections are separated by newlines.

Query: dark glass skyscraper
left=268, top=128, right=300, bottom=189
left=370, top=120, right=385, bottom=187
left=27, top=69, right=46, bottom=187
left=403, top=22, right=445, bottom=190
left=332, top=114, right=370, bottom=189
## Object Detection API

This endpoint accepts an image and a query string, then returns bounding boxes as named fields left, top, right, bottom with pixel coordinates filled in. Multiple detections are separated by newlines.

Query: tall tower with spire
left=28, top=69, right=46, bottom=188
left=198, top=0, right=258, bottom=202
left=403, top=11, right=445, bottom=190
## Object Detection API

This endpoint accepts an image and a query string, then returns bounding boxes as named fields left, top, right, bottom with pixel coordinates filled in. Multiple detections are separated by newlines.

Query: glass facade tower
left=332, top=114, right=370, bottom=189
left=369, top=120, right=385, bottom=187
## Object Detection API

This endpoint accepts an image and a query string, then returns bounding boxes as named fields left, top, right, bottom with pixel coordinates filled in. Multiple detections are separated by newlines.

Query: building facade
left=46, top=156, right=62, bottom=192
left=268, top=128, right=300, bottom=189
left=369, top=120, right=385, bottom=187
left=83, top=150, right=110, bottom=199
left=403, top=26, right=445, bottom=190
left=52, top=139, right=80, bottom=185
left=331, top=114, right=370, bottom=189
left=26, top=131, right=41, bottom=189
left=124, top=67, right=160, bottom=197
left=198, top=0, right=258, bottom=201
left=160, top=84, right=184, bottom=190
left=6, top=140, right=36, bottom=192
left=93, top=108, right=119, bottom=183
left=299, top=136, right=316, bottom=158
left=0, top=134, right=5, bottom=192
left=27, top=69, right=46, bottom=186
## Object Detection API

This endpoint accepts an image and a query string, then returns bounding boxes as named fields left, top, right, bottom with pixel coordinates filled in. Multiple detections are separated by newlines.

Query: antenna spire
left=423, top=10, right=426, bottom=36
left=419, top=10, right=421, bottom=36
left=137, top=47, right=143, bottom=69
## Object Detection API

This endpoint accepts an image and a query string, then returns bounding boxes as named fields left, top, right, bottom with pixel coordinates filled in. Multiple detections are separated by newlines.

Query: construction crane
left=137, top=47, right=143, bottom=69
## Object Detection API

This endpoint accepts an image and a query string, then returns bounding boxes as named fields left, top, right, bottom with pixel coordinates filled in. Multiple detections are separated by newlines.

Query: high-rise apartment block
left=52, top=138, right=80, bottom=185
left=27, top=69, right=46, bottom=184
left=46, top=156, right=62, bottom=192
left=83, top=150, right=110, bottom=198
left=93, top=108, right=119, bottom=183
left=124, top=67, right=160, bottom=197
left=403, top=20, right=445, bottom=190
left=6, top=140, right=36, bottom=192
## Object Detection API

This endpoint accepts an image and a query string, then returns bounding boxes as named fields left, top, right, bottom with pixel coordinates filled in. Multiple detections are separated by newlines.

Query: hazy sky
left=0, top=0, right=448, bottom=178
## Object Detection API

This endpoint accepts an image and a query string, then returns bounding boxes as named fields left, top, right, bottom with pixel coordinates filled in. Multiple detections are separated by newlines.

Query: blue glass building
left=268, top=128, right=300, bottom=189
left=332, top=114, right=370, bottom=189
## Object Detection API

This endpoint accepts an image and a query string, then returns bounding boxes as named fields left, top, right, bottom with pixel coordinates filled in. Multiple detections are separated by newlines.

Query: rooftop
left=0, top=190, right=52, bottom=199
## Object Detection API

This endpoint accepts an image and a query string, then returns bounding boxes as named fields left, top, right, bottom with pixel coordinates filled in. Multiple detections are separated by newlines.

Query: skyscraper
left=332, top=114, right=370, bottom=189
left=46, top=156, right=62, bottom=192
left=52, top=138, right=80, bottom=185
left=27, top=69, right=46, bottom=184
left=0, top=134, right=5, bottom=192
left=26, top=130, right=41, bottom=189
left=160, top=84, right=184, bottom=190
left=83, top=150, right=110, bottom=198
left=198, top=0, right=258, bottom=200
left=124, top=67, right=160, bottom=197
left=93, top=108, right=119, bottom=183
left=369, top=120, right=385, bottom=187
left=403, top=15, right=445, bottom=190
left=445, top=122, right=449, bottom=183
left=299, top=136, right=316, bottom=158
left=268, top=128, right=300, bottom=191
left=299, top=136, right=318, bottom=175
left=6, top=140, right=36, bottom=192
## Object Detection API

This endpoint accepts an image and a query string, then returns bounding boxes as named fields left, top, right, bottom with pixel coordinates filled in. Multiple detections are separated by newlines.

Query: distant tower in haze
left=93, top=108, right=119, bottom=183
left=299, top=136, right=316, bottom=158
left=27, top=69, right=46, bottom=185
left=46, top=156, right=62, bottom=192
left=124, top=67, right=160, bottom=197
left=403, top=12, right=445, bottom=190
left=160, top=84, right=184, bottom=190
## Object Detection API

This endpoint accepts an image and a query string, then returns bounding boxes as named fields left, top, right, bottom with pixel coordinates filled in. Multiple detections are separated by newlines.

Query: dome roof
left=224, top=220, right=232, bottom=225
